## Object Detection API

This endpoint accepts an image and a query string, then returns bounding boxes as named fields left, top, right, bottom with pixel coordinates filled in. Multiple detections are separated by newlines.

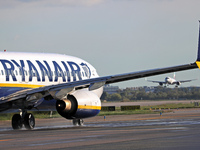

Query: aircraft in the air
left=146, top=73, right=197, bottom=87
left=0, top=24, right=200, bottom=130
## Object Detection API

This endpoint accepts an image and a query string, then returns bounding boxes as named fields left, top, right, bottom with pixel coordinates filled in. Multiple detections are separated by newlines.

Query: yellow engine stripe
left=78, top=105, right=101, bottom=110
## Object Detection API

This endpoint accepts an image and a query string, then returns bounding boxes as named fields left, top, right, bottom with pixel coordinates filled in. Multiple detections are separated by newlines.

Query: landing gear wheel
left=72, top=119, right=79, bottom=126
left=73, top=119, right=84, bottom=126
left=24, top=113, right=35, bottom=130
left=78, top=119, right=84, bottom=126
left=12, top=114, right=23, bottom=130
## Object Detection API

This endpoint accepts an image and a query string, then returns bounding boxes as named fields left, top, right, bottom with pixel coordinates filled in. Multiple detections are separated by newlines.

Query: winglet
left=196, top=20, right=200, bottom=68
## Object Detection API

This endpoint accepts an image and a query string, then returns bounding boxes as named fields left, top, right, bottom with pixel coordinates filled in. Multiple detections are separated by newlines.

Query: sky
left=0, top=0, right=200, bottom=88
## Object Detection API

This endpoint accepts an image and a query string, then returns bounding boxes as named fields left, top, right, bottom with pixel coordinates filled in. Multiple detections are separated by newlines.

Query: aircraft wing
left=105, top=62, right=197, bottom=84
left=146, top=80, right=166, bottom=84
left=0, top=62, right=197, bottom=107
left=178, top=79, right=197, bottom=83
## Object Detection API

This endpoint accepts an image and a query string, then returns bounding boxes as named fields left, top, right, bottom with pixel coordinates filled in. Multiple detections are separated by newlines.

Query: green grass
left=0, top=102, right=199, bottom=120
left=98, top=109, right=158, bottom=116
left=99, top=102, right=199, bottom=116
left=31, top=111, right=61, bottom=119
left=142, top=102, right=199, bottom=110
left=0, top=111, right=61, bottom=121
left=0, top=113, right=13, bottom=121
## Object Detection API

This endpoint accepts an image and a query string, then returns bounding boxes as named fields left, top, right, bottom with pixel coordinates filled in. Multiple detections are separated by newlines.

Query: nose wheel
left=72, top=119, right=84, bottom=126
left=11, top=111, right=35, bottom=130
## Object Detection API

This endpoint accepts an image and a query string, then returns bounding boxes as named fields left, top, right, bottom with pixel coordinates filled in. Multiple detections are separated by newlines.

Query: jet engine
left=176, top=82, right=181, bottom=86
left=56, top=90, right=101, bottom=119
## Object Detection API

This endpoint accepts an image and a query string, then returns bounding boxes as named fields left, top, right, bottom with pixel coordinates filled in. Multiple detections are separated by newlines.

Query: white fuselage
left=0, top=52, right=102, bottom=97
left=165, top=77, right=176, bottom=84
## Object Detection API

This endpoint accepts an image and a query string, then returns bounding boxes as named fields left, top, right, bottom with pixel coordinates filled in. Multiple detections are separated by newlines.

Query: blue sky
left=0, top=0, right=200, bottom=88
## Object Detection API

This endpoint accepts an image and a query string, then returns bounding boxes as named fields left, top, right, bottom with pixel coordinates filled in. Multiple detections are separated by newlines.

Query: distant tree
left=102, top=86, right=200, bottom=101
left=109, top=93, right=122, bottom=101
left=101, top=91, right=108, bottom=100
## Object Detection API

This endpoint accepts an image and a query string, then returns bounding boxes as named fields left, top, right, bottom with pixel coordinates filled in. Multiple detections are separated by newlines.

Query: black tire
left=72, top=119, right=79, bottom=126
left=12, top=114, right=22, bottom=130
left=78, top=119, right=84, bottom=126
left=24, top=113, right=35, bottom=130
left=73, top=119, right=84, bottom=126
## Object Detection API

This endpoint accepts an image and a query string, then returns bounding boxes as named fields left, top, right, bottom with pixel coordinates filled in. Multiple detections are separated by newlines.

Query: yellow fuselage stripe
left=0, top=84, right=102, bottom=110
left=0, top=83, right=44, bottom=88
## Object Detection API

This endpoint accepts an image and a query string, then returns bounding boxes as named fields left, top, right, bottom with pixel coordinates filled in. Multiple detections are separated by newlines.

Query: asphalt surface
left=1, top=109, right=200, bottom=150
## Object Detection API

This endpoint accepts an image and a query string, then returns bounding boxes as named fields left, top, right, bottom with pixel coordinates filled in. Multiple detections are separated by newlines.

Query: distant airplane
left=147, top=73, right=197, bottom=87
left=0, top=23, right=200, bottom=130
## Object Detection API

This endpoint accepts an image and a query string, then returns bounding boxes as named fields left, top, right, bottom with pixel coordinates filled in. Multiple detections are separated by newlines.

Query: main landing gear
left=72, top=119, right=84, bottom=126
left=11, top=110, right=35, bottom=130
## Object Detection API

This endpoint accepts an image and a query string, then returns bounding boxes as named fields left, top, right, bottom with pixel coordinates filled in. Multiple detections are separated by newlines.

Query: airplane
left=146, top=73, right=197, bottom=87
left=1, top=24, right=200, bottom=130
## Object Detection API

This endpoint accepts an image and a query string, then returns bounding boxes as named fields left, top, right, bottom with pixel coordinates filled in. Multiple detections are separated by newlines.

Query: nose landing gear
left=72, top=119, right=84, bottom=126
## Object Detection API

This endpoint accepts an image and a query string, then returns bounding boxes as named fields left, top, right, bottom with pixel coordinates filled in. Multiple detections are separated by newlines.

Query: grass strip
left=0, top=102, right=199, bottom=120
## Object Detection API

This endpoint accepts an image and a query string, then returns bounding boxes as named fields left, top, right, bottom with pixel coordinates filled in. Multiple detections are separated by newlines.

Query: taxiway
left=0, top=109, right=200, bottom=150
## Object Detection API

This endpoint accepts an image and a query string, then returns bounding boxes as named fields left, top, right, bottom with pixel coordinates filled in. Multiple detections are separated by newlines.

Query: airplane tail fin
left=196, top=21, right=200, bottom=68
left=173, top=72, right=176, bottom=79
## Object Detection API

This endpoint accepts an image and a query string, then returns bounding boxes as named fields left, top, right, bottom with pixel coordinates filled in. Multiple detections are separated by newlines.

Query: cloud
left=0, top=0, right=105, bottom=8
left=42, top=0, right=105, bottom=7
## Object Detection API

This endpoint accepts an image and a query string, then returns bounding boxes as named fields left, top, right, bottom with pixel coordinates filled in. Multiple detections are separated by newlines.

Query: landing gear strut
left=72, top=119, right=84, bottom=126
left=11, top=110, right=35, bottom=130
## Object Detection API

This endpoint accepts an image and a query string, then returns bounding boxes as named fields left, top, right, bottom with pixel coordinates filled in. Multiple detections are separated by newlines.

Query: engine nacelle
left=159, top=82, right=163, bottom=86
left=176, top=82, right=181, bottom=86
left=56, top=90, right=101, bottom=119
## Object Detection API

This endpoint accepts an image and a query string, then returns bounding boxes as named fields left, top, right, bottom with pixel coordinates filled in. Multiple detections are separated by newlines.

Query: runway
left=1, top=109, right=200, bottom=150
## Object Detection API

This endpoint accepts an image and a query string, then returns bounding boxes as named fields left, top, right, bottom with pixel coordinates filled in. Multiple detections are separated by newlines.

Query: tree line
left=101, top=87, right=200, bottom=101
